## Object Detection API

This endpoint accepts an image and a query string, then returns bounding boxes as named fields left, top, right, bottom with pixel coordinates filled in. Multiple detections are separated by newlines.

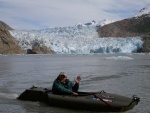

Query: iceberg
left=105, top=56, right=133, bottom=60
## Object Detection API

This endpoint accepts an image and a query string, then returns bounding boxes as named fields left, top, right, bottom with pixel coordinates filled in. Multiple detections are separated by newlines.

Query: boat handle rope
left=92, top=93, right=115, bottom=110
left=100, top=90, right=106, bottom=93
left=132, top=95, right=140, bottom=102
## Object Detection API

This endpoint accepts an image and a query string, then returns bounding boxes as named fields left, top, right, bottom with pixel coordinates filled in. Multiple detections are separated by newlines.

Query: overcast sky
left=0, top=0, right=150, bottom=30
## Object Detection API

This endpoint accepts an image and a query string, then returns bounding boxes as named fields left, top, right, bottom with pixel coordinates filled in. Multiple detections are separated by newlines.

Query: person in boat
left=52, top=72, right=81, bottom=95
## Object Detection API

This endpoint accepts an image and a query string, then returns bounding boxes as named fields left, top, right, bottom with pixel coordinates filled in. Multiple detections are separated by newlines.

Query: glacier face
left=9, top=25, right=143, bottom=54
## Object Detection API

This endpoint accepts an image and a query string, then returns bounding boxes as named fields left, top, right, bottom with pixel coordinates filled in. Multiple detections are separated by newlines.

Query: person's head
left=58, top=72, right=67, bottom=83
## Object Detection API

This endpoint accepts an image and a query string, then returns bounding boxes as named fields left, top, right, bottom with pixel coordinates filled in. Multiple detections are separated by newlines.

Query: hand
left=75, top=75, right=81, bottom=84
left=73, top=92, right=78, bottom=95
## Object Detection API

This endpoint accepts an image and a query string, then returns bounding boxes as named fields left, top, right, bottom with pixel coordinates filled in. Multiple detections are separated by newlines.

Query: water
left=0, top=54, right=150, bottom=113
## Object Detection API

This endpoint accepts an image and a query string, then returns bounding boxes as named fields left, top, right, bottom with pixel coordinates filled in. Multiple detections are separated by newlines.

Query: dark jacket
left=52, top=79, right=79, bottom=95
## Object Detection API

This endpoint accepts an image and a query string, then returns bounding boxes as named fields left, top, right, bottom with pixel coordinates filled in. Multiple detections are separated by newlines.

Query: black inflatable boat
left=18, top=86, right=140, bottom=112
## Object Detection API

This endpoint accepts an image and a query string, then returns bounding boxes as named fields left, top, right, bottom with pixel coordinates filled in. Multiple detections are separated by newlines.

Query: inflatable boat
left=18, top=86, right=140, bottom=112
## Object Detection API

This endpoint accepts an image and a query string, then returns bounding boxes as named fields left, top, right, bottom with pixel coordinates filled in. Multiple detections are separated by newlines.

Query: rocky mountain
left=26, top=42, right=55, bottom=54
left=1, top=4, right=150, bottom=54
left=97, top=4, right=150, bottom=52
left=0, top=21, right=23, bottom=54
left=97, top=14, right=150, bottom=37
left=0, top=21, right=55, bottom=54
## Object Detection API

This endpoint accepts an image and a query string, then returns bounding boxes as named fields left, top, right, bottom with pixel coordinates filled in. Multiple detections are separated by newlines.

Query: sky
left=0, top=0, right=150, bottom=30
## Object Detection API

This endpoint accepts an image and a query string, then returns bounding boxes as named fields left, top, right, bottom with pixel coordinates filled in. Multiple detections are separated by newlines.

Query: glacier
left=9, top=24, right=143, bottom=54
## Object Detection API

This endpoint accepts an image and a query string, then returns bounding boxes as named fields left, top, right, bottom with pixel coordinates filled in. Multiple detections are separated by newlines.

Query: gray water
left=0, top=54, right=150, bottom=113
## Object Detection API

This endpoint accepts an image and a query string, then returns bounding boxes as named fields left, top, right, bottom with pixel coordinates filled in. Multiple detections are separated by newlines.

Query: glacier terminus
left=9, top=22, right=143, bottom=54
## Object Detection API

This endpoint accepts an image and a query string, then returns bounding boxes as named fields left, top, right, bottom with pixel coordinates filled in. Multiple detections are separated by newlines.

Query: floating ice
left=105, top=56, right=133, bottom=60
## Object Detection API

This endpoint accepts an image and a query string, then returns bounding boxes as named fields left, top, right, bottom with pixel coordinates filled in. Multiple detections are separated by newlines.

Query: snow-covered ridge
left=9, top=22, right=143, bottom=54
left=76, top=19, right=113, bottom=27
left=135, top=3, right=150, bottom=17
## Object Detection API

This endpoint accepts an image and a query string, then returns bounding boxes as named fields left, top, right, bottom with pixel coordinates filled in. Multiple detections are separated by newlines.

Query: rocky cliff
left=0, top=21, right=55, bottom=54
left=0, top=21, right=23, bottom=54
left=97, top=14, right=150, bottom=52
left=27, top=42, right=55, bottom=54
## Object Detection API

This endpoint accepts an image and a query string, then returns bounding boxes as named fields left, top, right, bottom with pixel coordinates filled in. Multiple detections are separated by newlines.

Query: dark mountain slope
left=97, top=14, right=150, bottom=52
left=0, top=21, right=23, bottom=54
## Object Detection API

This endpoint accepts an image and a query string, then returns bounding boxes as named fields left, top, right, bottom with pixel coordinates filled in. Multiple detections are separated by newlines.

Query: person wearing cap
left=52, top=72, right=81, bottom=95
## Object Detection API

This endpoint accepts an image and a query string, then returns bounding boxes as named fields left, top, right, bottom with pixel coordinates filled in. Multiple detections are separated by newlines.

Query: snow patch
left=135, top=3, right=150, bottom=17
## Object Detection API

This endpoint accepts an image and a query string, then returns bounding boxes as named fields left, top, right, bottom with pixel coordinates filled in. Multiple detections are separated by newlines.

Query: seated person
left=52, top=72, right=81, bottom=95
